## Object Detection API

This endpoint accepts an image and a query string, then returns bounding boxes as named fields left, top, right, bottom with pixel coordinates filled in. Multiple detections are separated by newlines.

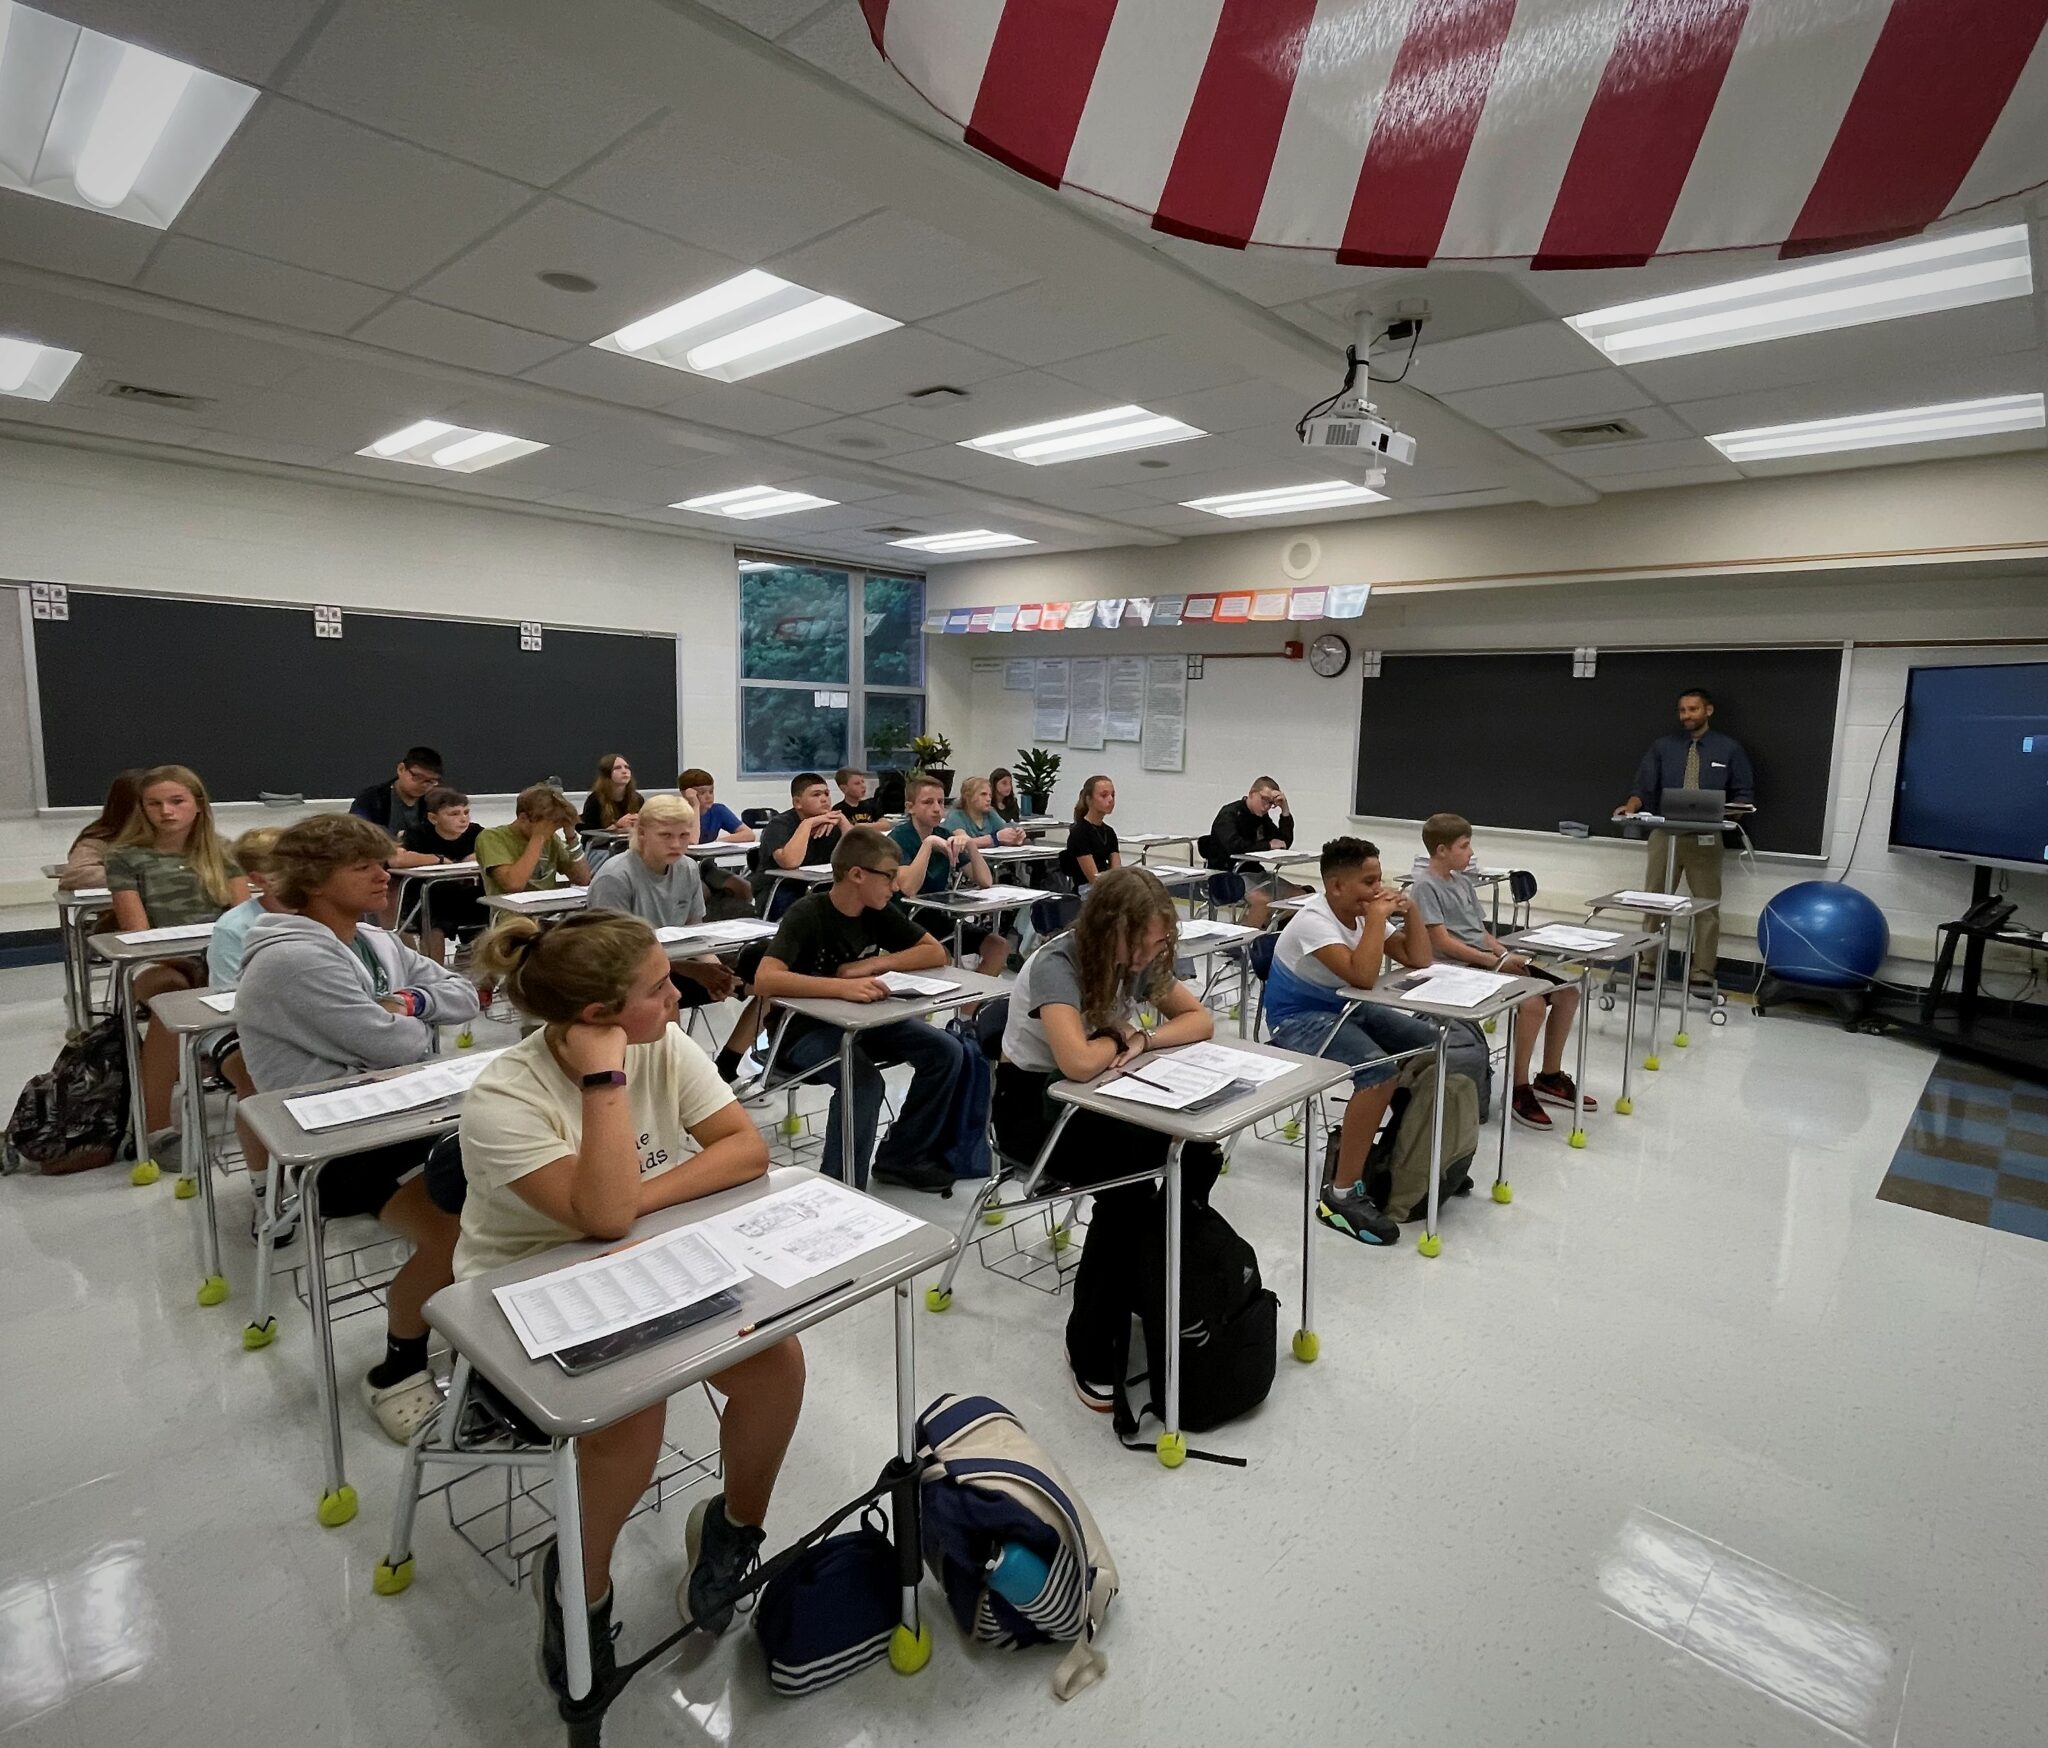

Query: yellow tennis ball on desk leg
left=1674, top=1031, right=1690, bottom=1048
left=372, top=1557, right=414, bottom=1596
left=1417, top=1231, right=1442, bottom=1258
left=317, top=1485, right=359, bottom=1529
left=923, top=1285, right=951, bottom=1313
left=1643, top=1055, right=1661, bottom=1072
left=1291, top=1329, right=1319, bottom=1364
left=243, top=1317, right=277, bottom=1351
left=173, top=1175, right=198, bottom=1200
left=1492, top=1180, right=1514, bottom=1202
left=889, top=1621, right=933, bottom=1674
left=1615, top=1095, right=1634, bottom=1115
left=130, top=1159, right=160, bottom=1186
left=1568, top=1128, right=1588, bottom=1149
left=1156, top=1431, right=1187, bottom=1469
left=196, top=1274, right=228, bottom=1307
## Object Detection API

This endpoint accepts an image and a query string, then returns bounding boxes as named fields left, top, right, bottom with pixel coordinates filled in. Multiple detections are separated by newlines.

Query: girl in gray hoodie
left=236, top=814, right=481, bottom=1444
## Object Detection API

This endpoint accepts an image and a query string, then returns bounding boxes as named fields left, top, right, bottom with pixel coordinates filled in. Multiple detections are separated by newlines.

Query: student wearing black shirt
left=1060, top=774, right=1121, bottom=889
left=579, top=753, right=645, bottom=833
left=350, top=745, right=443, bottom=839
left=756, top=771, right=843, bottom=919
left=833, top=766, right=882, bottom=824
left=752, top=827, right=971, bottom=1191
left=1207, top=775, right=1299, bottom=926
left=391, top=786, right=485, bottom=962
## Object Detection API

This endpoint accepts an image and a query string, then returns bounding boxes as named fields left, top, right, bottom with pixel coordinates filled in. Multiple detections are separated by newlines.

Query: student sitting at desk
left=236, top=814, right=480, bottom=1442
left=106, top=764, right=251, bottom=1166
left=678, top=767, right=758, bottom=922
left=477, top=785, right=592, bottom=899
left=1060, top=774, right=1121, bottom=890
left=989, top=766, right=1032, bottom=824
left=757, top=771, right=843, bottom=918
left=393, top=787, right=487, bottom=965
left=947, top=774, right=1028, bottom=849
left=1207, top=776, right=1299, bottom=927
left=206, top=827, right=285, bottom=1235
left=580, top=753, right=644, bottom=836
left=751, top=827, right=971, bottom=1192
left=1266, top=836, right=1489, bottom=1245
left=995, top=866, right=1222, bottom=1412
left=349, top=744, right=442, bottom=840
left=892, top=775, right=1011, bottom=977
left=58, top=768, right=142, bottom=892
left=834, top=766, right=881, bottom=824
left=1412, top=813, right=1595, bottom=1134
left=460, top=911, right=804, bottom=1694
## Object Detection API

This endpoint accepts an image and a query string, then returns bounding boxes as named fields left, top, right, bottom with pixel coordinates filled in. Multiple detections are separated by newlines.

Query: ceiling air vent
left=1540, top=418, right=1644, bottom=448
left=904, top=384, right=968, bottom=402
left=99, top=381, right=214, bottom=412
left=866, top=525, right=919, bottom=537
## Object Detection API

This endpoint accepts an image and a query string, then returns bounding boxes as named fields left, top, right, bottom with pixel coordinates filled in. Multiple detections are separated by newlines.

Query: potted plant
left=1014, top=746, right=1060, bottom=817
left=909, top=731, right=954, bottom=798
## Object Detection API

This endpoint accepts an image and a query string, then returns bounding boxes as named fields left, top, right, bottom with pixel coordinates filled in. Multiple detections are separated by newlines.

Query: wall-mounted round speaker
left=1280, top=534, right=1321, bottom=580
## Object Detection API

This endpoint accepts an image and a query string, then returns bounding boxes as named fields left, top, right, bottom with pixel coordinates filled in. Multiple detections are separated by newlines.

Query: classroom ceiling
left=0, top=0, right=2043, bottom=565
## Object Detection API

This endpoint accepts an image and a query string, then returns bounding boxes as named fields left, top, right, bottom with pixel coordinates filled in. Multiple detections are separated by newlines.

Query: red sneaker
left=1510, top=1086, right=1553, bottom=1131
left=1532, top=1072, right=1597, bottom=1113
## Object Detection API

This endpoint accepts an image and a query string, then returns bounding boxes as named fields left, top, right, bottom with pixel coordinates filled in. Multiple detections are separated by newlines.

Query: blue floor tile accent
left=1988, top=1200, right=2048, bottom=1243
left=1886, top=1150, right=2000, bottom=1198
left=1881, top=1054, right=2048, bottom=1245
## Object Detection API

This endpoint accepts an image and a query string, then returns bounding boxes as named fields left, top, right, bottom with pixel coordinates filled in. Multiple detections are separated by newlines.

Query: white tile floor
left=3, top=960, right=2046, bottom=1748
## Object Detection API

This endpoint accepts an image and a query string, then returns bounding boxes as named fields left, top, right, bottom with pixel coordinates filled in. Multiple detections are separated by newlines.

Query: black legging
left=993, top=1063, right=1222, bottom=1382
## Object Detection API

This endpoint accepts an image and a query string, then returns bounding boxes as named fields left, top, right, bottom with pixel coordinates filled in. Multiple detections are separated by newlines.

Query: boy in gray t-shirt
left=587, top=798, right=740, bottom=1021
left=1414, top=812, right=1599, bottom=1135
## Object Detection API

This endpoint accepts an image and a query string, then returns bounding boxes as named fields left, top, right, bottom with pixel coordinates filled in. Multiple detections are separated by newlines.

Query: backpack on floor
left=938, top=1017, right=992, bottom=1179
left=4, top=1015, right=129, bottom=1176
left=917, top=1393, right=1119, bottom=1700
left=753, top=1501, right=902, bottom=1696
left=1113, top=1197, right=1278, bottom=1446
left=1364, top=1054, right=1480, bottom=1222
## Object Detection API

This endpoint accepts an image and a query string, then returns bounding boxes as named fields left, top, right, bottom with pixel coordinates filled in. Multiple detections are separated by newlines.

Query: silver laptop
left=1660, top=786, right=1728, bottom=825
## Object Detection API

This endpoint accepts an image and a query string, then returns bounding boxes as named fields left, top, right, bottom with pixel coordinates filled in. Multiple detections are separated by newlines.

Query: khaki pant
left=1643, top=829, right=1722, bottom=981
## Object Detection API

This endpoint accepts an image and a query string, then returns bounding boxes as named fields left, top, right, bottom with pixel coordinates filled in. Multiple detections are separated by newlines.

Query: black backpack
left=1112, top=1197, right=1278, bottom=1453
left=4, top=1016, right=130, bottom=1176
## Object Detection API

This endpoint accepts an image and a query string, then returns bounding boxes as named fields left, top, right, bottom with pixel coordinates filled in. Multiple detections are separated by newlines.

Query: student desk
left=979, top=842, right=1062, bottom=872
left=390, top=862, right=484, bottom=937
left=1500, top=925, right=1662, bottom=1139
left=412, top=1165, right=956, bottom=1735
left=1336, top=971, right=1549, bottom=1256
left=55, top=885, right=111, bottom=1036
left=1012, top=818, right=1063, bottom=839
left=91, top=923, right=217, bottom=1185
left=481, top=887, right=591, bottom=920
left=762, top=864, right=834, bottom=893
left=769, top=968, right=1007, bottom=1192
left=1585, top=889, right=1723, bottom=1069
left=238, top=1055, right=473, bottom=1528
left=1044, top=1039, right=1350, bottom=1466
left=685, top=842, right=752, bottom=864
left=1173, top=920, right=1264, bottom=1036
left=900, top=888, right=1033, bottom=962
left=147, top=985, right=241, bottom=1303
left=1122, top=831, right=1201, bottom=863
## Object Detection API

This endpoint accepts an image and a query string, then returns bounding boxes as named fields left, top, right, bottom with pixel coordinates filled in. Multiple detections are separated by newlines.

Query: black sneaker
left=872, top=1158, right=955, bottom=1193
left=1070, top=1366, right=1116, bottom=1414
left=680, top=1494, right=764, bottom=1636
left=532, top=1541, right=618, bottom=1703
left=1315, top=1180, right=1398, bottom=1246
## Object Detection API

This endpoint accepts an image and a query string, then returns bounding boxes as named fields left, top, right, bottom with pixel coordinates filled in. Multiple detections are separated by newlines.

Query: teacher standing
left=1616, top=687, right=1754, bottom=990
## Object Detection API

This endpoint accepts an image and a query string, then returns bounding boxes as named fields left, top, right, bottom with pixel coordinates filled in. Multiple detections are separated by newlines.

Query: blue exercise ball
left=1758, top=881, right=1890, bottom=988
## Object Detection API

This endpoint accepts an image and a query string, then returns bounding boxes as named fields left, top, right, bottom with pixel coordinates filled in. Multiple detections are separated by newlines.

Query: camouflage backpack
left=4, top=1016, right=129, bottom=1175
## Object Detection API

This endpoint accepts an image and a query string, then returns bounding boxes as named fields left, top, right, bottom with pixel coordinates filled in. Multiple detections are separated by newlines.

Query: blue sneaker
left=1316, top=1180, right=1398, bottom=1246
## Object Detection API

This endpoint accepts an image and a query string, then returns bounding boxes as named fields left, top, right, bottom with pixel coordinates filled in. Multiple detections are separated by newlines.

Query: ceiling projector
left=1297, top=310, right=1421, bottom=468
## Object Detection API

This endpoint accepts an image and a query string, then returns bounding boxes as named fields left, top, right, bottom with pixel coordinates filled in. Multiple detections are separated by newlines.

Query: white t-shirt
left=455, top=1024, right=735, bottom=1279
left=1273, top=892, right=1360, bottom=994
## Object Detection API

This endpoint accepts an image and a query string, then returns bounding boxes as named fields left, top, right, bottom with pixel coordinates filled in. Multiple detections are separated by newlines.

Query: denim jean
left=1269, top=1004, right=1491, bottom=1118
left=776, top=1017, right=970, bottom=1188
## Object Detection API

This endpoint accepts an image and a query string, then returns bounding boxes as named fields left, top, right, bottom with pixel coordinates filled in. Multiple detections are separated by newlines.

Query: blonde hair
left=268, top=814, right=395, bottom=908
left=231, top=826, right=282, bottom=881
left=471, top=911, right=656, bottom=1023
left=1072, top=866, right=1179, bottom=1030
left=957, top=775, right=992, bottom=816
left=515, top=783, right=578, bottom=830
left=633, top=793, right=698, bottom=841
left=115, top=764, right=238, bottom=906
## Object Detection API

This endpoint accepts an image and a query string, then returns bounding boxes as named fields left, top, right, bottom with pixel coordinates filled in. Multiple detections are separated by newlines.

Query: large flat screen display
left=1890, top=661, right=2048, bottom=873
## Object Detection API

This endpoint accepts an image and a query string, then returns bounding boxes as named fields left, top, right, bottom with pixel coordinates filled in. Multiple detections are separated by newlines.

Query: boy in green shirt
left=476, top=785, right=592, bottom=897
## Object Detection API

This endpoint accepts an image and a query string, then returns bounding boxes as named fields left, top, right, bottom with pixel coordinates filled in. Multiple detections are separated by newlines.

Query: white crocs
left=362, top=1370, right=441, bottom=1444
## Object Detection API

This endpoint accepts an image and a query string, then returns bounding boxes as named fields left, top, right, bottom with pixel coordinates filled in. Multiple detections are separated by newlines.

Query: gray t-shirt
left=1409, top=862, right=1489, bottom=951
left=587, top=849, right=705, bottom=930
left=1003, top=935, right=1142, bottom=1075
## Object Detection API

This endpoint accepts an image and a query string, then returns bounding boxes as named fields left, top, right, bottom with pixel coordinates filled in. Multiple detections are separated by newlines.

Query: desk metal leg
left=1493, top=1000, right=1514, bottom=1202
left=1615, top=961, right=1641, bottom=1114
left=1568, top=966, right=1592, bottom=1149
left=61, top=914, right=88, bottom=1035
left=839, top=1039, right=861, bottom=1190
left=304, top=1165, right=358, bottom=1528
left=117, top=964, right=160, bottom=1185
left=553, top=1436, right=594, bottom=1705
left=1644, top=919, right=1670, bottom=1072
left=1157, top=1140, right=1188, bottom=1468
left=181, top=1033, right=227, bottom=1304
left=1675, top=912, right=1698, bottom=1049
left=887, top=1283, right=932, bottom=1670
left=1419, top=1028, right=1447, bottom=1258
left=1294, top=1097, right=1319, bottom=1364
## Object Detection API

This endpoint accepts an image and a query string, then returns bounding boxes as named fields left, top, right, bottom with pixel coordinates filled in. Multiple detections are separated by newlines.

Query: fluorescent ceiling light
left=1568, top=225, right=2034, bottom=365
left=0, top=332, right=82, bottom=401
left=963, top=403, right=1206, bottom=465
left=1183, top=479, right=1387, bottom=518
left=358, top=421, right=546, bottom=474
left=675, top=485, right=838, bottom=520
left=888, top=531, right=1036, bottom=553
left=0, top=3, right=258, bottom=228
left=595, top=271, right=899, bottom=383
left=1708, top=393, right=2046, bottom=462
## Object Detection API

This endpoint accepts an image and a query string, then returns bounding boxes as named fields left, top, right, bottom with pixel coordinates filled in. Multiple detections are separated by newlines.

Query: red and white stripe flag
left=858, top=0, right=2048, bottom=265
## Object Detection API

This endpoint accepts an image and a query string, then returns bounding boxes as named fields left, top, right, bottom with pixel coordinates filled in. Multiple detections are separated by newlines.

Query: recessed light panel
left=1567, top=226, right=2034, bottom=365
left=0, top=332, right=81, bottom=400
left=962, top=404, right=1206, bottom=465
left=888, top=531, right=1035, bottom=553
left=358, top=421, right=547, bottom=474
left=1707, top=394, right=2046, bottom=463
left=1183, top=480, right=1387, bottom=519
left=594, top=269, right=900, bottom=383
left=0, top=2, right=258, bottom=228
left=674, top=486, right=838, bottom=521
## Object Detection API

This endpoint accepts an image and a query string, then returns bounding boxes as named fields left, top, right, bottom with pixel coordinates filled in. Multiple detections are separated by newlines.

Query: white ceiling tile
left=695, top=0, right=845, bottom=39
left=49, top=0, right=329, bottom=84
left=1728, top=426, right=2045, bottom=482
left=1547, top=436, right=1730, bottom=479
left=0, top=194, right=161, bottom=286
left=1143, top=233, right=1399, bottom=309
left=1593, top=463, right=1747, bottom=493
left=138, top=238, right=390, bottom=336
left=178, top=386, right=365, bottom=451
left=766, top=474, right=899, bottom=503
left=1045, top=336, right=1250, bottom=403
left=754, top=328, right=1012, bottom=417
left=1442, top=368, right=1651, bottom=431
left=768, top=212, right=1039, bottom=322
left=409, top=199, right=739, bottom=343
left=1113, top=503, right=1213, bottom=532
left=876, top=443, right=1025, bottom=488
left=778, top=415, right=945, bottom=459
left=273, top=353, right=463, bottom=415
left=352, top=300, right=574, bottom=376
left=922, top=284, right=1164, bottom=367
left=1405, top=322, right=1610, bottom=396
left=175, top=99, right=533, bottom=292
left=655, top=377, right=837, bottom=438
left=863, top=370, right=1110, bottom=442
left=1149, top=377, right=1317, bottom=437
left=521, top=346, right=699, bottom=410
left=776, top=4, right=950, bottom=133
left=282, top=0, right=660, bottom=186
left=1664, top=352, right=2048, bottom=438
left=1497, top=405, right=1694, bottom=459
left=79, top=313, right=310, bottom=392
left=176, top=428, right=348, bottom=470
left=563, top=115, right=881, bottom=262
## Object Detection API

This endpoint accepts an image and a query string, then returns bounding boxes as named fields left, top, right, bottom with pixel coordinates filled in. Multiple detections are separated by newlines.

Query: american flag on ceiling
left=856, top=0, right=2048, bottom=266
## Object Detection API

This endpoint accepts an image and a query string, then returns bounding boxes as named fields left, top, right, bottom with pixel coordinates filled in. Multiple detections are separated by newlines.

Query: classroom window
left=737, top=558, right=924, bottom=777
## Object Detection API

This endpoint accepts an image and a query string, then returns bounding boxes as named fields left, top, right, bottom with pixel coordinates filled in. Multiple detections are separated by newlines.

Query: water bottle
left=985, top=1541, right=1050, bottom=1607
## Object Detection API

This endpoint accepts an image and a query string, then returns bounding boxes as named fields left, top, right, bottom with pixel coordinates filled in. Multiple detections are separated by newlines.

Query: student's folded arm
left=1038, top=1003, right=1119, bottom=1080
left=638, top=1101, right=767, bottom=1214
left=109, top=889, right=150, bottom=933
left=283, top=957, right=439, bottom=1070
left=1075, top=854, right=1102, bottom=883
left=501, top=1121, right=641, bottom=1242
left=388, top=847, right=438, bottom=869
left=892, top=839, right=934, bottom=894
left=1386, top=921, right=1432, bottom=968
left=866, top=933, right=947, bottom=974
left=966, top=845, right=993, bottom=886
left=1426, top=921, right=1489, bottom=968
left=1313, top=941, right=1372, bottom=990
left=565, top=851, right=592, bottom=884
left=750, top=953, right=851, bottom=1003
left=397, top=944, right=482, bottom=1023
left=1151, top=977, right=1216, bottom=1045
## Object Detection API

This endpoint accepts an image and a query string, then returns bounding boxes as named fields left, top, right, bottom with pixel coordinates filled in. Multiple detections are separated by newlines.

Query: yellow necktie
left=1682, top=738, right=1700, bottom=789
